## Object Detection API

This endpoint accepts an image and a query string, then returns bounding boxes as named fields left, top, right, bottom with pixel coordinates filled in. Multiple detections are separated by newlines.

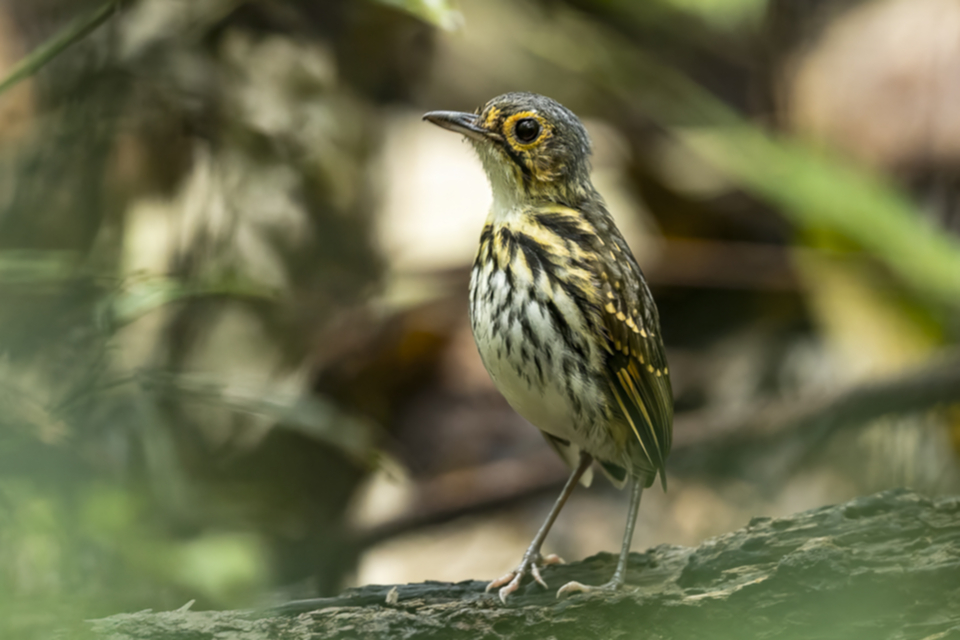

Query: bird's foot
left=556, top=576, right=626, bottom=599
left=486, top=552, right=564, bottom=603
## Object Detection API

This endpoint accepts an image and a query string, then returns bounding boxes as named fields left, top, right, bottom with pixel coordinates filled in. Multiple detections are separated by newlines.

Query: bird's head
left=424, top=92, right=594, bottom=206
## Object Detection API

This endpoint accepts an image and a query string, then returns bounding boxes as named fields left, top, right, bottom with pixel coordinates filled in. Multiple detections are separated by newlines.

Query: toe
left=486, top=571, right=517, bottom=592
left=557, top=579, right=626, bottom=598
left=556, top=580, right=590, bottom=598
left=530, top=563, right=548, bottom=589
left=541, top=553, right=565, bottom=565
left=498, top=575, right=523, bottom=604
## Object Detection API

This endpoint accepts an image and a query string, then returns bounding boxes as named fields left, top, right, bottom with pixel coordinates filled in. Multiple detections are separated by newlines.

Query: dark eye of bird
left=514, top=118, right=541, bottom=143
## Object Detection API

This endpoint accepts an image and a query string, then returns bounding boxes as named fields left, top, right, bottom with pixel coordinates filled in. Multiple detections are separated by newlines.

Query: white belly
left=468, top=254, right=610, bottom=454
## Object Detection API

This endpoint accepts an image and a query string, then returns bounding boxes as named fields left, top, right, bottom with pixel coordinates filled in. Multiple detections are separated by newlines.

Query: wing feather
left=525, top=201, right=673, bottom=490
left=594, top=231, right=673, bottom=490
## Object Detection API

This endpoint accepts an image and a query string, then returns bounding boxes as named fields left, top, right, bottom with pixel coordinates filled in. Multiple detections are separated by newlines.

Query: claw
left=530, top=563, right=547, bottom=589
left=485, top=571, right=516, bottom=592
left=556, top=578, right=624, bottom=599
left=556, top=580, right=591, bottom=598
left=498, top=574, right=523, bottom=604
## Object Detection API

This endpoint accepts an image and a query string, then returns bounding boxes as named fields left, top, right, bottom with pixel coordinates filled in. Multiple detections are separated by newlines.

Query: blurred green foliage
left=0, top=0, right=383, bottom=635
left=0, top=259, right=275, bottom=632
left=376, top=0, right=464, bottom=30
left=687, top=127, right=960, bottom=304
left=642, top=0, right=768, bottom=26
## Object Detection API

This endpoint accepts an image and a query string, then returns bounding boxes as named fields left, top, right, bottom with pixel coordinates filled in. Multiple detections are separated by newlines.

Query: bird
left=423, top=92, right=673, bottom=603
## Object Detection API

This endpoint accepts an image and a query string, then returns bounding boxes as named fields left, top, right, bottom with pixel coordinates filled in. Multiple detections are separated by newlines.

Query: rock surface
left=90, top=489, right=960, bottom=639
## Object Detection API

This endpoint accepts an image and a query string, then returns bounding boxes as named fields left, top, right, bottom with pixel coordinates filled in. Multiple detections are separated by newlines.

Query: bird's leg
left=487, top=451, right=592, bottom=603
left=557, top=475, right=644, bottom=598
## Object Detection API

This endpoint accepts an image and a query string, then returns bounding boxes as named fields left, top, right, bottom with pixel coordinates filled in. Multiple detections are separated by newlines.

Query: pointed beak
left=422, top=110, right=489, bottom=142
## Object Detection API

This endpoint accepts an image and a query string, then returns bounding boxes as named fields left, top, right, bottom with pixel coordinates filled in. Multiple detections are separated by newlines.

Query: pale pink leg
left=557, top=476, right=644, bottom=598
left=487, top=452, right=592, bottom=603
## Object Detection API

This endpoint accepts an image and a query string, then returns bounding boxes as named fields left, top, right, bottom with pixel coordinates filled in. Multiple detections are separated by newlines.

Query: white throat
left=475, top=144, right=526, bottom=224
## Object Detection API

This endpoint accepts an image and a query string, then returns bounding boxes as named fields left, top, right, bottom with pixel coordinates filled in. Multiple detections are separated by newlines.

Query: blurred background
left=1, top=0, right=960, bottom=635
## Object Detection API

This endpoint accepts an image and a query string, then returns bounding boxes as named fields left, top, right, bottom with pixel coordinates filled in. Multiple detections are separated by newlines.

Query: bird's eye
left=514, top=118, right=541, bottom=143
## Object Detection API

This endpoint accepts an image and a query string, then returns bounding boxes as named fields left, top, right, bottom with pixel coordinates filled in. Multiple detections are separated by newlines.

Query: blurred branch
left=139, top=371, right=380, bottom=465
left=0, top=0, right=124, bottom=97
left=357, top=448, right=570, bottom=549
left=106, top=275, right=279, bottom=328
left=672, top=349, right=960, bottom=476
left=647, top=237, right=797, bottom=290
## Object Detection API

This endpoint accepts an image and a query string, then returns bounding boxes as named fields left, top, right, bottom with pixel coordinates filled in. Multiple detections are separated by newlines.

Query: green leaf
left=680, top=126, right=960, bottom=303
left=657, top=0, right=768, bottom=25
left=374, top=0, right=464, bottom=30
left=0, top=0, right=124, bottom=97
